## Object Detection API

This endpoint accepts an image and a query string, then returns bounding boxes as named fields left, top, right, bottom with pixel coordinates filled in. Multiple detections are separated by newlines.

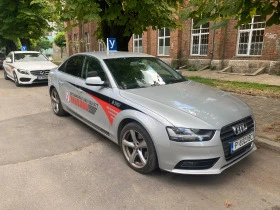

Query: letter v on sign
left=107, top=38, right=117, bottom=51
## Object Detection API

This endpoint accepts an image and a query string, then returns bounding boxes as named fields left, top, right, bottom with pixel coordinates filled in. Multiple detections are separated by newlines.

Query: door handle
left=77, top=88, right=83, bottom=93
left=58, top=80, right=64, bottom=84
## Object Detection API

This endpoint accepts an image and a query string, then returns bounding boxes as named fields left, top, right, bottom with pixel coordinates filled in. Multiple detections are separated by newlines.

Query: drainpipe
left=210, top=0, right=217, bottom=69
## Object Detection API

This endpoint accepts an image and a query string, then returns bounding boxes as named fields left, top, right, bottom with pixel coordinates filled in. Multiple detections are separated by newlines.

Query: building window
left=191, top=20, right=209, bottom=56
left=133, top=34, right=143, bottom=53
left=85, top=32, right=90, bottom=52
left=237, top=15, right=266, bottom=56
left=73, top=33, right=79, bottom=53
left=98, top=39, right=105, bottom=51
left=158, top=28, right=170, bottom=56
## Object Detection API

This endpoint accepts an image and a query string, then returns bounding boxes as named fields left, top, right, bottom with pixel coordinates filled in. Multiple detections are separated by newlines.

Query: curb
left=255, top=137, right=280, bottom=153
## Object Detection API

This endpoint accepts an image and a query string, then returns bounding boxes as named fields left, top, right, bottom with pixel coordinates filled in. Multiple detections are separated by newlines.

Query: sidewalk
left=182, top=70, right=280, bottom=152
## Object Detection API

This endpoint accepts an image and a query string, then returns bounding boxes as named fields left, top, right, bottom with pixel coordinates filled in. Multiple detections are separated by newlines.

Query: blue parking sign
left=107, top=38, right=117, bottom=51
left=22, top=46, right=27, bottom=51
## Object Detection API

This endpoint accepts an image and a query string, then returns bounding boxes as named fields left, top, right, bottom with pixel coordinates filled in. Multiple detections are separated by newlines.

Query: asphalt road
left=0, top=72, right=280, bottom=210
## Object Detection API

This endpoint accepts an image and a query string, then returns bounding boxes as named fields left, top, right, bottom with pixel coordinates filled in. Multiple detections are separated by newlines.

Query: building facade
left=65, top=17, right=280, bottom=75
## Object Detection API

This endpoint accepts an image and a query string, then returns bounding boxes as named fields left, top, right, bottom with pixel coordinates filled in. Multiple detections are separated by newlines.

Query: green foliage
left=36, top=37, right=52, bottom=51
left=53, top=0, right=183, bottom=50
left=54, top=32, right=66, bottom=48
left=187, top=76, right=280, bottom=98
left=0, top=0, right=53, bottom=51
left=181, top=0, right=280, bottom=28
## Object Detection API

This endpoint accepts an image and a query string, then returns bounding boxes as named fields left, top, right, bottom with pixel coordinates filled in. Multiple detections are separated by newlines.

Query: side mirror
left=48, top=56, right=53, bottom=61
left=85, top=71, right=108, bottom=86
left=5, top=57, right=12, bottom=63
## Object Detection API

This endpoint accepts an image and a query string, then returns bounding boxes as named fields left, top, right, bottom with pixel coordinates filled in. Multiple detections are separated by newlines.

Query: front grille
left=220, top=116, right=254, bottom=161
left=20, top=78, right=31, bottom=82
left=30, top=70, right=50, bottom=76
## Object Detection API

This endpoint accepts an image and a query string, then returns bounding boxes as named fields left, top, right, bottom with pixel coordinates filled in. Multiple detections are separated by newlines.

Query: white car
left=49, top=52, right=256, bottom=174
left=3, top=51, right=57, bottom=86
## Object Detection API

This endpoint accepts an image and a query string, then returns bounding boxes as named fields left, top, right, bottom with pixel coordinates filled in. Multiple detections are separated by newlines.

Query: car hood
left=120, top=81, right=252, bottom=129
left=12, top=61, right=57, bottom=70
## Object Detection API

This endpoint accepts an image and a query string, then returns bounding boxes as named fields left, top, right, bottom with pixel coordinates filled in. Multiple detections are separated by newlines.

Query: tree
left=53, top=0, right=182, bottom=51
left=180, top=0, right=280, bottom=29
left=54, top=32, right=66, bottom=58
left=35, top=37, right=53, bottom=51
left=0, top=0, right=53, bottom=54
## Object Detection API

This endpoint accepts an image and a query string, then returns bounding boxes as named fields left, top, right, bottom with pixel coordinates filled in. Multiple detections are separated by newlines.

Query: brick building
left=65, top=16, right=280, bottom=75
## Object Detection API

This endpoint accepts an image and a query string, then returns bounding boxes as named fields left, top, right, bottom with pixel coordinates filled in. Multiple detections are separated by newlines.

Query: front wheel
left=3, top=69, right=9, bottom=80
left=50, top=88, right=67, bottom=116
left=13, top=72, right=20, bottom=87
left=120, top=122, right=158, bottom=174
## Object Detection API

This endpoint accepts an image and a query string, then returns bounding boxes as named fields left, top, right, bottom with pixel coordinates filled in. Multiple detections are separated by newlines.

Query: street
left=0, top=73, right=280, bottom=210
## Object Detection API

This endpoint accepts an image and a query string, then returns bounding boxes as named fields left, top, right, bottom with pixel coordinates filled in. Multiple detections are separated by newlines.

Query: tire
left=3, top=69, right=9, bottom=80
left=50, top=88, right=67, bottom=116
left=13, top=72, right=20, bottom=87
left=120, top=122, right=158, bottom=174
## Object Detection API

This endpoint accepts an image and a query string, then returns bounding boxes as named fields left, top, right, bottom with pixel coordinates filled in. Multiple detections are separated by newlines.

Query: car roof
left=13, top=51, right=41, bottom=54
left=76, top=51, right=154, bottom=60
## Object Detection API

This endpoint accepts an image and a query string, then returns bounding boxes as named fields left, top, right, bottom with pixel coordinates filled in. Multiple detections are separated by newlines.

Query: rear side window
left=64, top=55, right=85, bottom=77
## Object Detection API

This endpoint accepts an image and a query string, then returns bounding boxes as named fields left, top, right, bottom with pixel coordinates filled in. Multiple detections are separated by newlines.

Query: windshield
left=104, top=57, right=186, bottom=89
left=14, top=53, right=48, bottom=62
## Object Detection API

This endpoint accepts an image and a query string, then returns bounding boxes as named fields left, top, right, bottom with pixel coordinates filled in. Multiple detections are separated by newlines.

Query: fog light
left=175, top=158, right=219, bottom=170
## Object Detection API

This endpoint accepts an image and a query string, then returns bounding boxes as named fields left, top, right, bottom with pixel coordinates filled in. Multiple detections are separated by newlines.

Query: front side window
left=14, top=53, right=48, bottom=62
left=133, top=34, right=143, bottom=53
left=104, top=57, right=185, bottom=89
left=82, top=56, right=106, bottom=80
left=191, top=20, right=209, bottom=55
left=237, top=15, right=266, bottom=56
left=158, top=28, right=170, bottom=56
left=64, top=55, right=84, bottom=77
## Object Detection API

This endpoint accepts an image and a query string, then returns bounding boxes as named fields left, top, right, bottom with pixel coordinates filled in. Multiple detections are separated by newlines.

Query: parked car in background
left=0, top=52, right=5, bottom=69
left=3, top=51, right=57, bottom=86
left=48, top=51, right=256, bottom=174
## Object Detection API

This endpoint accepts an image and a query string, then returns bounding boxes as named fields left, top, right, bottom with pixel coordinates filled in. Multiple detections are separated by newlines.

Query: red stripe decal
left=89, top=94, right=121, bottom=125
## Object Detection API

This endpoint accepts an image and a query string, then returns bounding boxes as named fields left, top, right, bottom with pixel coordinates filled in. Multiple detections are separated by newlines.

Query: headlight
left=17, top=69, right=29, bottom=75
left=166, top=127, right=215, bottom=142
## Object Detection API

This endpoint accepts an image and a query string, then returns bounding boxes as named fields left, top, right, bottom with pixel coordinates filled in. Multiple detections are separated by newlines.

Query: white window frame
left=73, top=33, right=79, bottom=52
left=190, top=19, right=209, bottom=56
left=85, top=32, right=90, bottom=52
left=98, top=39, right=105, bottom=51
left=236, top=15, right=266, bottom=56
left=133, top=34, right=143, bottom=53
left=157, top=28, right=170, bottom=56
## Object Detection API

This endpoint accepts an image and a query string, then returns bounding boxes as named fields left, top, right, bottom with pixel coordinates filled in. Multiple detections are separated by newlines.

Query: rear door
left=56, top=55, right=85, bottom=114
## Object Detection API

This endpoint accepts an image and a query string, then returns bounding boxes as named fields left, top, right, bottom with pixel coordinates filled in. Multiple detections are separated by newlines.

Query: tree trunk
left=60, top=47, right=63, bottom=58
left=101, top=20, right=132, bottom=51
left=6, top=40, right=17, bottom=55
left=20, top=38, right=31, bottom=50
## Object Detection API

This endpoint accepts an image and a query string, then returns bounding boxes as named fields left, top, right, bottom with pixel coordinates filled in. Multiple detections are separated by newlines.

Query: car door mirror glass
left=5, top=57, right=12, bottom=63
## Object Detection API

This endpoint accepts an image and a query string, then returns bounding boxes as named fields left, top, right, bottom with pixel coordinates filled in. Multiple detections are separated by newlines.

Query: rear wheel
left=50, top=88, right=67, bottom=116
left=120, top=122, right=158, bottom=174
left=13, top=72, right=20, bottom=87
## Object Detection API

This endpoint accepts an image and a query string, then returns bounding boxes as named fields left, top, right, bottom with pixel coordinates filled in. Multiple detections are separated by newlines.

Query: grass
left=187, top=76, right=280, bottom=99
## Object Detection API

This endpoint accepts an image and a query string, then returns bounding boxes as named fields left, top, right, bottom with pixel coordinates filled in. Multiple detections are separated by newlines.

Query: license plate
left=230, top=132, right=254, bottom=153
left=37, top=75, right=48, bottom=80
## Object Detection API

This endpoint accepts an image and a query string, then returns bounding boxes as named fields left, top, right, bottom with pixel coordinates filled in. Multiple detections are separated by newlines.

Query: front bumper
left=16, top=71, right=49, bottom=84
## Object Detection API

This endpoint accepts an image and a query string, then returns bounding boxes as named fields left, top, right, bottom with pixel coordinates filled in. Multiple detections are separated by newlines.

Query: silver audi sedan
left=48, top=52, right=256, bottom=174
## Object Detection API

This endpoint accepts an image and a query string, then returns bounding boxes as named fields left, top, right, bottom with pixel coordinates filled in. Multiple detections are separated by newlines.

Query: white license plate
left=230, top=132, right=254, bottom=153
left=37, top=76, right=48, bottom=80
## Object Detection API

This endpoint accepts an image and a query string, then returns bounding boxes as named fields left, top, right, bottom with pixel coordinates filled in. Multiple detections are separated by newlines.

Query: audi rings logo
left=40, top=71, right=45, bottom=75
left=232, top=123, right=247, bottom=135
